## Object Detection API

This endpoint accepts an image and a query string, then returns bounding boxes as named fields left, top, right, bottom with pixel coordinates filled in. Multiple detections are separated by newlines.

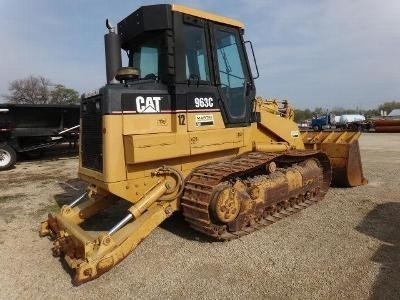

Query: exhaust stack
left=104, top=19, right=122, bottom=84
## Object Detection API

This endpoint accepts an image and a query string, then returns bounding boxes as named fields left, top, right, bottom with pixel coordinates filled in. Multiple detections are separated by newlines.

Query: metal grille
left=81, top=96, right=103, bottom=172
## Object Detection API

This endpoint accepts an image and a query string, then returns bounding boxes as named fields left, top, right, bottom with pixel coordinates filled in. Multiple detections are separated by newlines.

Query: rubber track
left=181, top=151, right=331, bottom=241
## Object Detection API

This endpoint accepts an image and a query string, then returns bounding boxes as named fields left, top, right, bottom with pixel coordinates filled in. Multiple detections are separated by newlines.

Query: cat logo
left=136, top=96, right=162, bottom=113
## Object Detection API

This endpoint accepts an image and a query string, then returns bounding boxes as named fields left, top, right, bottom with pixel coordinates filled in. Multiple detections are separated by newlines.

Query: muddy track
left=181, top=151, right=331, bottom=240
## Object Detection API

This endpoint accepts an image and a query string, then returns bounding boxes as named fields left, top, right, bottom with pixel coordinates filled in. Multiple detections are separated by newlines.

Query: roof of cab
left=172, top=4, right=244, bottom=29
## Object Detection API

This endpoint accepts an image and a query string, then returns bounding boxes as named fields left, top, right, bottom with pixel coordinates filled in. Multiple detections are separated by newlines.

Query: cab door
left=211, top=24, right=255, bottom=125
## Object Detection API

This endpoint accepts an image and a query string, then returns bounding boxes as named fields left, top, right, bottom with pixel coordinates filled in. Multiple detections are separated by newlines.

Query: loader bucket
left=301, top=131, right=367, bottom=187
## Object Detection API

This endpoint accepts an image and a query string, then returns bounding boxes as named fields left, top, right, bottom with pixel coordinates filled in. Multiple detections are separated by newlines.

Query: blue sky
left=0, top=0, right=399, bottom=109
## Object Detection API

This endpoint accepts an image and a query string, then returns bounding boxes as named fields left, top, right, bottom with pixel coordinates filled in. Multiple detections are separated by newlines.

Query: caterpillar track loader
left=39, top=4, right=367, bottom=285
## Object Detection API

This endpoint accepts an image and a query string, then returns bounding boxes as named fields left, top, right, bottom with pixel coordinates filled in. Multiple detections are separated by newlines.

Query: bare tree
left=4, top=76, right=51, bottom=104
left=3, top=75, right=80, bottom=105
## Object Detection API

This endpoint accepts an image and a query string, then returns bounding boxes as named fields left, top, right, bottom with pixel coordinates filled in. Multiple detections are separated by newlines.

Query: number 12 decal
left=178, top=114, right=186, bottom=125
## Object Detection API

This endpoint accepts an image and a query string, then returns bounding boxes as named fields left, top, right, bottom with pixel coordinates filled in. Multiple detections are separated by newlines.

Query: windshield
left=127, top=32, right=163, bottom=80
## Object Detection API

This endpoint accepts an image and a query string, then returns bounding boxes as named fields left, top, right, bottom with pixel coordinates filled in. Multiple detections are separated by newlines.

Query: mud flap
left=301, top=131, right=367, bottom=187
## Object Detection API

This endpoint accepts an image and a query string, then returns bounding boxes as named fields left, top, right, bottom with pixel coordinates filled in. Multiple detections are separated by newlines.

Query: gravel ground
left=0, top=134, right=399, bottom=299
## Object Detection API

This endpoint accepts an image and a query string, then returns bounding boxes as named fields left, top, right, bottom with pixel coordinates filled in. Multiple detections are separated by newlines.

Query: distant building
left=388, top=109, right=400, bottom=117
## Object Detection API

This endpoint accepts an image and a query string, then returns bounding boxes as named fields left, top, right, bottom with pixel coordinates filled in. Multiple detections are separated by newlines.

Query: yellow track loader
left=39, top=4, right=367, bottom=285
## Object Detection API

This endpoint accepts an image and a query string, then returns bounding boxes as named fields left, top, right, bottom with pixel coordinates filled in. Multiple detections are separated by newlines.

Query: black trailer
left=0, top=104, right=80, bottom=170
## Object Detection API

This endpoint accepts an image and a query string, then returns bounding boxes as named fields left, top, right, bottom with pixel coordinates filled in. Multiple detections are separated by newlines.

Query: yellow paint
left=124, top=133, right=190, bottom=163
left=171, top=4, right=244, bottom=28
left=189, top=128, right=244, bottom=155
left=123, top=113, right=172, bottom=135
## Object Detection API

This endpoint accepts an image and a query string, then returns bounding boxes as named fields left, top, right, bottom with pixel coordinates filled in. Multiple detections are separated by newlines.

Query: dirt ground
left=0, top=134, right=399, bottom=299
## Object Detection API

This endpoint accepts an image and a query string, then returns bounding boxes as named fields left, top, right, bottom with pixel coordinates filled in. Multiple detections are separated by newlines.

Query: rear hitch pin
left=108, top=214, right=133, bottom=235
left=69, top=192, right=87, bottom=208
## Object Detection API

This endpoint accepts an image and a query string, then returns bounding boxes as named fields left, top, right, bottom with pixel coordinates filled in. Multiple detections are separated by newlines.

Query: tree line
left=294, top=101, right=400, bottom=123
left=2, top=75, right=79, bottom=105
left=2, top=76, right=400, bottom=120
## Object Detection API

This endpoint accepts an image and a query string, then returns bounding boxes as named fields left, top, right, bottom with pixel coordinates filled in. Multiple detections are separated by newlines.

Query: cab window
left=215, top=29, right=246, bottom=118
left=128, top=32, right=162, bottom=79
left=183, top=25, right=210, bottom=82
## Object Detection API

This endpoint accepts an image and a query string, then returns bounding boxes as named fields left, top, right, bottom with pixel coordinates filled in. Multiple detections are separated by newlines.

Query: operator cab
left=102, top=4, right=257, bottom=126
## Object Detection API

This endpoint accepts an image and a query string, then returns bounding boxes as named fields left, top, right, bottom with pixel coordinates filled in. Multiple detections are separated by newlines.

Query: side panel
left=124, top=133, right=190, bottom=163
left=79, top=114, right=126, bottom=183
left=103, top=116, right=126, bottom=182
left=189, top=128, right=244, bottom=155
left=123, top=114, right=173, bottom=135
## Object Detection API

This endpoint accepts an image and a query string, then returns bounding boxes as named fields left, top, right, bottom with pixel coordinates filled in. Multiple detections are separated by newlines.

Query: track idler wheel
left=210, top=185, right=241, bottom=224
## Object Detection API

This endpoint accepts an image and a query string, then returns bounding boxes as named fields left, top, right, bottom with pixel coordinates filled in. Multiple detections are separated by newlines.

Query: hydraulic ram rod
left=59, top=125, right=80, bottom=135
